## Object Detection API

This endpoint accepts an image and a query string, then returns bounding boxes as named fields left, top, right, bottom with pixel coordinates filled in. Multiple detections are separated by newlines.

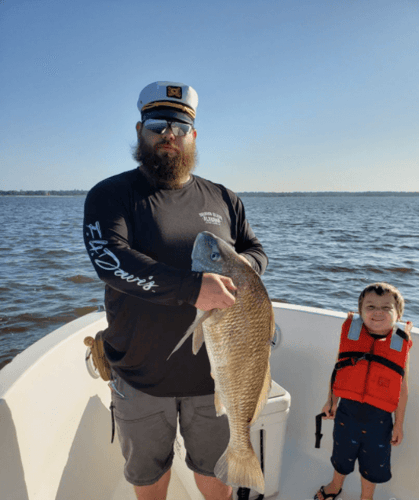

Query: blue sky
left=1, top=0, right=418, bottom=192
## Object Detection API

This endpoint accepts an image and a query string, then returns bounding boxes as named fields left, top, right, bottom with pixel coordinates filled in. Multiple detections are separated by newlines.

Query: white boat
left=1, top=302, right=418, bottom=500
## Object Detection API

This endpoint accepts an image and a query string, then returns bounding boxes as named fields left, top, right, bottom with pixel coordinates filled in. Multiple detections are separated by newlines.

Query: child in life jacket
left=314, top=282, right=413, bottom=500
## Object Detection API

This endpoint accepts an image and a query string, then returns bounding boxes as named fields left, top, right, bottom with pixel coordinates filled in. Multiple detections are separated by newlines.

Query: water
left=1, top=194, right=418, bottom=370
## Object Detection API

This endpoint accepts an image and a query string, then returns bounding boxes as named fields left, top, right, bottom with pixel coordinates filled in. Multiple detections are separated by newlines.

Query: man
left=83, top=81, right=268, bottom=500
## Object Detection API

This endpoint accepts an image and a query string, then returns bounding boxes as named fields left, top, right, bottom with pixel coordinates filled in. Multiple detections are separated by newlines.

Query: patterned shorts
left=331, top=399, right=393, bottom=483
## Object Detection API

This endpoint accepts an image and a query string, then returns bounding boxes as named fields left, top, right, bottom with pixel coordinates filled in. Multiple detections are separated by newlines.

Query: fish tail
left=214, top=445, right=264, bottom=494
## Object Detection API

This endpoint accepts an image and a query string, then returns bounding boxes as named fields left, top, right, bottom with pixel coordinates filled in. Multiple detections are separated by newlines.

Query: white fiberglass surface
left=0, top=306, right=418, bottom=500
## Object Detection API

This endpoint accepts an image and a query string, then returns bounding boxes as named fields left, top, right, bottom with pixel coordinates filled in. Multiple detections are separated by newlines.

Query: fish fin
left=265, top=305, right=277, bottom=346
left=167, top=310, right=211, bottom=360
left=207, top=308, right=225, bottom=323
left=214, top=390, right=227, bottom=417
left=249, top=363, right=271, bottom=425
left=192, top=323, right=205, bottom=355
left=214, top=444, right=264, bottom=494
left=270, top=304, right=276, bottom=340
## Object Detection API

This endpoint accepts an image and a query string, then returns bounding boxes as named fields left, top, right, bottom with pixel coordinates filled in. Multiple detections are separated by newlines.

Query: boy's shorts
left=331, top=399, right=393, bottom=484
left=110, top=371, right=230, bottom=486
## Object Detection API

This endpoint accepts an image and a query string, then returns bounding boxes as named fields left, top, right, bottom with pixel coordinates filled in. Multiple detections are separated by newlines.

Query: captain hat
left=138, top=81, right=198, bottom=125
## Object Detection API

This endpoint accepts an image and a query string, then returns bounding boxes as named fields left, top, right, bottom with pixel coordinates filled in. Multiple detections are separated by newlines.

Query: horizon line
left=1, top=189, right=418, bottom=196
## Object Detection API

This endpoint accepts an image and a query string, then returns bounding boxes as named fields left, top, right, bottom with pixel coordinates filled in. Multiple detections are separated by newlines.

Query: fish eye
left=210, top=252, right=221, bottom=261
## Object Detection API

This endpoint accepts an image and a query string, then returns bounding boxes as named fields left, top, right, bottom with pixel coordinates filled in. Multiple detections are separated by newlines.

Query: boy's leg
left=314, top=470, right=345, bottom=499
left=357, top=408, right=392, bottom=499
left=360, top=475, right=376, bottom=499
left=316, top=400, right=358, bottom=499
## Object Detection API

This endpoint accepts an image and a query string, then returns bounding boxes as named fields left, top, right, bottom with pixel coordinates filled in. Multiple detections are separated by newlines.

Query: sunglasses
left=142, top=119, right=193, bottom=137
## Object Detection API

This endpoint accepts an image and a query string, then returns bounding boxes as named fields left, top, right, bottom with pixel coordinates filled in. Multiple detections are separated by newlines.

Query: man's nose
left=162, top=125, right=176, bottom=140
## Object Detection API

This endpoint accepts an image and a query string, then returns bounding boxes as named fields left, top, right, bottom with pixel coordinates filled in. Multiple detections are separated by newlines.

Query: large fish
left=169, top=231, right=274, bottom=494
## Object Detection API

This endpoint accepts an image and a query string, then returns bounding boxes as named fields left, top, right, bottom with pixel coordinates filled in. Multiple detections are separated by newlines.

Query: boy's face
left=360, top=291, right=399, bottom=335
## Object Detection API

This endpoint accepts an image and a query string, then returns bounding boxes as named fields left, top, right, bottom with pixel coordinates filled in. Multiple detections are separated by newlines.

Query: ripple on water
left=1, top=194, right=418, bottom=370
left=64, top=275, right=96, bottom=284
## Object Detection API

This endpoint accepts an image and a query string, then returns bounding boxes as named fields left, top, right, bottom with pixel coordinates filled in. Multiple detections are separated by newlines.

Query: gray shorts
left=110, top=372, right=230, bottom=486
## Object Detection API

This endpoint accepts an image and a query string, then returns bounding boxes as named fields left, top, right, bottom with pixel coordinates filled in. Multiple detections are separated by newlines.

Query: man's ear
left=136, top=122, right=142, bottom=138
left=193, top=129, right=197, bottom=139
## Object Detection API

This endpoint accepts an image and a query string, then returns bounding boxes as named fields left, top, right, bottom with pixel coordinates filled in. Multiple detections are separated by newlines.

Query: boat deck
left=1, top=305, right=418, bottom=500
left=110, top=435, right=400, bottom=500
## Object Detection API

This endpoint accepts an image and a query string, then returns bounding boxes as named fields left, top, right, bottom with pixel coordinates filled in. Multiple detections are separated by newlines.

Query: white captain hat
left=137, top=81, right=198, bottom=125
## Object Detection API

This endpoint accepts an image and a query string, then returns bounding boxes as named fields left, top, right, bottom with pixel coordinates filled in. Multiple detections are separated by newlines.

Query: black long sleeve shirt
left=83, top=167, right=268, bottom=396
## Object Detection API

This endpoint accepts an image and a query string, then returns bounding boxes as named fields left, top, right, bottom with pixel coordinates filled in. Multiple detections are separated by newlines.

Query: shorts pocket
left=194, top=404, right=218, bottom=418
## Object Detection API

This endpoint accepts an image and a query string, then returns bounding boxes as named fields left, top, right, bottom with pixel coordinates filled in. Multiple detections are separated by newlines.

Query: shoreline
left=1, top=191, right=419, bottom=197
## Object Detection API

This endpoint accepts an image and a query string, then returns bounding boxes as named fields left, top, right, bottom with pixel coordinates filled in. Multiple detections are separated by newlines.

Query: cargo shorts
left=110, top=371, right=230, bottom=486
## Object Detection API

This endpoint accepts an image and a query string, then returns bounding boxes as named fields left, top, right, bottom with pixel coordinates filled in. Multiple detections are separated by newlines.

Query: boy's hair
left=358, top=282, right=404, bottom=319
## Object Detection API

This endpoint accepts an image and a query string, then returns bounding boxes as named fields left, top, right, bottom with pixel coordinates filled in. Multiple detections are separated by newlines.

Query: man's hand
left=195, top=273, right=237, bottom=311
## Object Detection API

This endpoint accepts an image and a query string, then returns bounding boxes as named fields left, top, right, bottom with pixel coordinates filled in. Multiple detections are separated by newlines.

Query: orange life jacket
left=332, top=312, right=412, bottom=413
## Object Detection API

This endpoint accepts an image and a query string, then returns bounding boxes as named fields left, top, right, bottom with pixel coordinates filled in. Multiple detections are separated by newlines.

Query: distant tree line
left=237, top=191, right=419, bottom=197
left=1, top=190, right=417, bottom=197
left=0, top=190, right=88, bottom=196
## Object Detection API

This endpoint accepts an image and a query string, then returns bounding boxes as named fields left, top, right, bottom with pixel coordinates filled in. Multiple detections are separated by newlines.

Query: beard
left=133, top=133, right=198, bottom=189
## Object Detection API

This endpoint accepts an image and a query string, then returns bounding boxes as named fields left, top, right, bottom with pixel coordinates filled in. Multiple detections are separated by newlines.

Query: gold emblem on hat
left=167, top=86, right=182, bottom=99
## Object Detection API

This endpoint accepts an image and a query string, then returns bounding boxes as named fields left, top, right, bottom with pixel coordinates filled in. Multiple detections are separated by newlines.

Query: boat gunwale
left=0, top=311, right=107, bottom=398
left=1, top=304, right=417, bottom=399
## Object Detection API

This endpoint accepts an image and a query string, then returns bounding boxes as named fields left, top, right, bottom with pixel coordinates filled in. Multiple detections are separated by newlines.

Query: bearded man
left=83, top=81, right=268, bottom=500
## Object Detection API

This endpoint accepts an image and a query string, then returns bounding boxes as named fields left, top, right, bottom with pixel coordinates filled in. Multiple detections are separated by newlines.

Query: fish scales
left=169, top=231, right=274, bottom=493
left=205, top=260, right=272, bottom=493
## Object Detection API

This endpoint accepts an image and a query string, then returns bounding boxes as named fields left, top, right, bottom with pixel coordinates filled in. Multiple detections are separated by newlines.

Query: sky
left=1, top=0, right=418, bottom=193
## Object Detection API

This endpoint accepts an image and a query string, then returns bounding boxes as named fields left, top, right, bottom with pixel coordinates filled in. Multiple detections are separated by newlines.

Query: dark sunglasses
left=142, top=119, right=193, bottom=137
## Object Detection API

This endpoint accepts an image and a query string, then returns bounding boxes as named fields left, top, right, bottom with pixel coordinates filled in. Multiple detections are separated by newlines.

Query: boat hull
left=1, top=305, right=418, bottom=500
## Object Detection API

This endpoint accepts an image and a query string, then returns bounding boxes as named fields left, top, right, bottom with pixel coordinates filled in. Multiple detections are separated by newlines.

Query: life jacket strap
left=394, top=327, right=410, bottom=343
left=110, top=402, right=116, bottom=444
left=336, top=351, right=405, bottom=377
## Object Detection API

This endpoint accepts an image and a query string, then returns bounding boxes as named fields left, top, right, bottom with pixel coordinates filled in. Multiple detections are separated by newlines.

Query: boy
left=314, top=283, right=413, bottom=500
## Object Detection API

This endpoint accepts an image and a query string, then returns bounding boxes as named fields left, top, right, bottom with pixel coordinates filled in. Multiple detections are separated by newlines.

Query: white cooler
left=245, top=380, right=291, bottom=499
left=173, top=380, right=291, bottom=500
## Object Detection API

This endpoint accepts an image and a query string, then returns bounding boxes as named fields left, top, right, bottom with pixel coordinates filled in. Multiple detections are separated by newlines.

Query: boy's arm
left=391, top=353, right=410, bottom=446
left=321, top=352, right=340, bottom=419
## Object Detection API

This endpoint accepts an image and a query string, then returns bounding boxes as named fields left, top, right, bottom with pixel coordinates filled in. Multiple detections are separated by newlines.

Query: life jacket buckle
left=350, top=353, right=367, bottom=365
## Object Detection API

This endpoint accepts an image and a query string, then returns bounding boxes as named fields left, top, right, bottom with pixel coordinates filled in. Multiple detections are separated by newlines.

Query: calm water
left=1, top=194, right=418, bottom=370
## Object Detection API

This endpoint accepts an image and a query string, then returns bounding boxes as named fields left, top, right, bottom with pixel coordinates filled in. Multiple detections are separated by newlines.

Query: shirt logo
left=199, top=212, right=223, bottom=226
left=85, top=221, right=158, bottom=292
left=167, top=86, right=182, bottom=99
